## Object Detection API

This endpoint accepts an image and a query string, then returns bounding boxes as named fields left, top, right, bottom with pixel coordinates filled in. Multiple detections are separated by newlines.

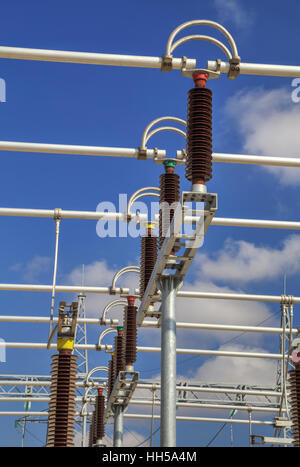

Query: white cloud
left=195, top=235, right=300, bottom=283
left=176, top=279, right=273, bottom=348
left=225, top=87, right=300, bottom=185
left=193, top=343, right=277, bottom=386
left=213, top=0, right=253, bottom=29
left=10, top=255, right=51, bottom=282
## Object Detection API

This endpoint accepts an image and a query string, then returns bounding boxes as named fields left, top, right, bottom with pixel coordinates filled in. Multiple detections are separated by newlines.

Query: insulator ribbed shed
left=289, top=365, right=300, bottom=446
left=140, top=232, right=158, bottom=297
left=159, top=165, right=180, bottom=249
left=124, top=297, right=138, bottom=366
left=186, top=81, right=213, bottom=186
left=95, top=391, right=105, bottom=442
left=114, top=332, right=125, bottom=377
left=46, top=352, right=77, bottom=447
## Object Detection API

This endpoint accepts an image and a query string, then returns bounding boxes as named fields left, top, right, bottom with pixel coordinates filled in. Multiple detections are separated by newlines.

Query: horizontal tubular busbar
left=123, top=413, right=273, bottom=426
left=177, top=290, right=300, bottom=303
left=2, top=140, right=300, bottom=169
left=1, top=206, right=300, bottom=232
left=129, top=400, right=283, bottom=413
left=0, top=141, right=165, bottom=159
left=0, top=315, right=119, bottom=326
left=0, top=315, right=293, bottom=334
left=0, top=411, right=273, bottom=426
left=0, top=379, right=281, bottom=398
left=0, top=397, right=283, bottom=413
left=142, top=320, right=296, bottom=334
left=137, top=384, right=282, bottom=398
left=1, top=342, right=112, bottom=351
left=207, top=60, right=300, bottom=78
left=0, top=46, right=195, bottom=70
left=137, top=346, right=285, bottom=360
left=1, top=342, right=286, bottom=359
left=0, top=282, right=299, bottom=305
left=213, top=152, right=300, bottom=168
left=0, top=284, right=128, bottom=294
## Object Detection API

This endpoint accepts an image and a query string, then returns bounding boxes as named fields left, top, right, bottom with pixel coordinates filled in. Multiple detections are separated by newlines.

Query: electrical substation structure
left=1, top=19, right=300, bottom=447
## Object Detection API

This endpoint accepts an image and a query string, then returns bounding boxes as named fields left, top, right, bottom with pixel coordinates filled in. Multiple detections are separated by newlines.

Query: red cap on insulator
left=97, top=388, right=103, bottom=395
left=127, top=296, right=135, bottom=306
left=193, top=71, right=208, bottom=88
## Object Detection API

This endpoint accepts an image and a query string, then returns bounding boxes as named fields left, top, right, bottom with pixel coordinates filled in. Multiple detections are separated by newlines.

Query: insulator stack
left=107, top=355, right=115, bottom=397
left=124, top=296, right=137, bottom=367
left=95, top=389, right=105, bottom=442
left=289, top=365, right=300, bottom=446
left=159, top=162, right=180, bottom=249
left=46, top=351, right=77, bottom=447
left=114, top=329, right=125, bottom=377
left=186, top=72, right=213, bottom=188
left=140, top=227, right=158, bottom=297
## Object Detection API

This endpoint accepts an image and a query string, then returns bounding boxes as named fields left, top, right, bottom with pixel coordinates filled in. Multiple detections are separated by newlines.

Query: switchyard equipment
left=0, top=19, right=300, bottom=447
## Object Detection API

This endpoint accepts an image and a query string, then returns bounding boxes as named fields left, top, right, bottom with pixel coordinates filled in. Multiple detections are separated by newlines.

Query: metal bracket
left=227, top=56, right=241, bottom=79
left=274, top=416, right=292, bottom=429
left=251, top=434, right=293, bottom=446
left=161, top=54, right=173, bottom=72
left=136, top=192, right=218, bottom=326
left=104, top=370, right=139, bottom=423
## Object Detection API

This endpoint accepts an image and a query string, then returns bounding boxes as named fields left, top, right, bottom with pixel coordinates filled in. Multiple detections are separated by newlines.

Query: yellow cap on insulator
left=57, top=337, right=75, bottom=351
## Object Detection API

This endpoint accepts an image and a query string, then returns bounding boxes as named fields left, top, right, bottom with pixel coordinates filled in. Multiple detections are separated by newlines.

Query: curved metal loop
left=145, top=126, right=187, bottom=146
left=101, top=299, right=127, bottom=322
left=141, top=116, right=186, bottom=149
left=127, top=186, right=160, bottom=221
left=165, top=19, right=239, bottom=59
left=111, top=265, right=140, bottom=291
left=170, top=34, right=232, bottom=61
left=81, top=366, right=108, bottom=415
left=97, top=327, right=117, bottom=349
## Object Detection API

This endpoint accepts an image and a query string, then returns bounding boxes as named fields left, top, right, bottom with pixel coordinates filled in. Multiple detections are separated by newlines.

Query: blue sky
left=1, top=0, right=300, bottom=447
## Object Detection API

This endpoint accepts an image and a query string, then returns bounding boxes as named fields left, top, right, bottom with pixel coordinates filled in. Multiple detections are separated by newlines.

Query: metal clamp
left=228, top=56, right=241, bottom=79
left=280, top=294, right=294, bottom=306
left=161, top=54, right=173, bottom=72
left=53, top=208, right=62, bottom=221
left=138, top=146, right=147, bottom=160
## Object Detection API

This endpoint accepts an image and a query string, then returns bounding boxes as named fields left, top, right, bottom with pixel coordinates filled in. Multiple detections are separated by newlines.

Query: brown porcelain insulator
left=289, top=365, right=300, bottom=446
left=108, top=355, right=115, bottom=397
left=46, top=352, right=77, bottom=447
left=95, top=392, right=105, bottom=441
left=114, top=334, right=125, bottom=376
left=140, top=234, right=158, bottom=297
left=124, top=304, right=137, bottom=366
left=159, top=171, right=180, bottom=248
left=186, top=87, right=213, bottom=185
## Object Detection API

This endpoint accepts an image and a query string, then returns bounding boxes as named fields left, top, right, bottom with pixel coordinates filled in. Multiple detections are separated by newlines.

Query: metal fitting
left=137, top=146, right=147, bottom=160
left=227, top=56, right=241, bottom=79
left=161, top=54, right=173, bottom=72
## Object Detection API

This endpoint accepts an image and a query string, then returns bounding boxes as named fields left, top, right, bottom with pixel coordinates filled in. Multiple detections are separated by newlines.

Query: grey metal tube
left=113, top=406, right=123, bottom=447
left=207, top=60, right=300, bottom=78
left=159, top=276, right=180, bottom=447
left=0, top=46, right=195, bottom=70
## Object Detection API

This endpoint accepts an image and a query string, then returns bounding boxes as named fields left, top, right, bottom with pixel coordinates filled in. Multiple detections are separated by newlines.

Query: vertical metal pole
left=113, top=406, right=123, bottom=447
left=158, top=276, right=181, bottom=447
